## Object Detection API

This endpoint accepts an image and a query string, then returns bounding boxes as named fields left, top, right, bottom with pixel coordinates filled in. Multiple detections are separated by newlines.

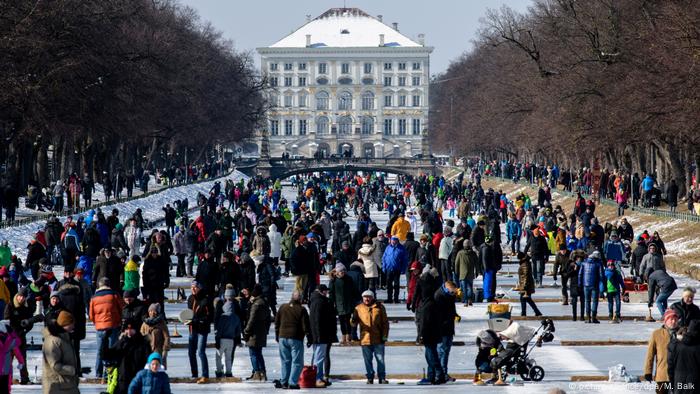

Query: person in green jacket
left=454, top=239, right=480, bottom=307
left=124, top=256, right=141, bottom=291
left=0, top=241, right=11, bottom=267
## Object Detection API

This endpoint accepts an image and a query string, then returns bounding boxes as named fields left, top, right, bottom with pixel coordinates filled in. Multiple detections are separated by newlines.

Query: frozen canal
left=16, top=177, right=678, bottom=392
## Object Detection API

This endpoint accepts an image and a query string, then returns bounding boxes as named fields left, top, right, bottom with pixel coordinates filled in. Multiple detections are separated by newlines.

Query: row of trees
left=1, top=0, right=265, bottom=191
left=431, top=0, right=700, bottom=195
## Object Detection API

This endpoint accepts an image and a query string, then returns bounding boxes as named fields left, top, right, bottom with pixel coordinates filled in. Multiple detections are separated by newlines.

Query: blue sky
left=178, top=0, right=533, bottom=74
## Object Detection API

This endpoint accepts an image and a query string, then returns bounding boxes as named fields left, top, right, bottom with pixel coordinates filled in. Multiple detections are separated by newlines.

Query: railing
left=0, top=168, right=236, bottom=230
left=268, top=157, right=436, bottom=167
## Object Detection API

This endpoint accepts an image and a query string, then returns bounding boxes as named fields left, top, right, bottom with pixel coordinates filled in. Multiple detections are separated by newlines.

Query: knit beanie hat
left=57, top=311, right=74, bottom=327
left=335, top=263, right=347, bottom=273
left=147, top=352, right=162, bottom=364
left=148, top=303, right=161, bottom=314
left=663, top=309, right=678, bottom=324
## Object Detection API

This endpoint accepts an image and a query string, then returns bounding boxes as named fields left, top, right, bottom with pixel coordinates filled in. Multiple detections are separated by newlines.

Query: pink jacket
left=0, top=328, right=24, bottom=376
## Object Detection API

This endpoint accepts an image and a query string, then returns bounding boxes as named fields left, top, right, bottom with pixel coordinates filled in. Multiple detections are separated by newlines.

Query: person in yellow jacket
left=390, top=212, right=410, bottom=242
left=351, top=290, right=389, bottom=384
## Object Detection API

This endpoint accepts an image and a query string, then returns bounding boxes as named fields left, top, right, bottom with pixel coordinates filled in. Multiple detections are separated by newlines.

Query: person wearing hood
left=0, top=319, right=24, bottom=393
left=124, top=218, right=142, bottom=258
left=128, top=352, right=172, bottom=394
left=579, top=251, right=604, bottom=323
left=640, top=243, right=666, bottom=281
left=102, top=318, right=151, bottom=394
left=268, top=224, right=282, bottom=264
left=357, top=239, right=377, bottom=292
left=644, top=309, right=678, bottom=391
left=42, top=311, right=79, bottom=393
left=667, top=320, right=700, bottom=393
left=214, top=285, right=242, bottom=378
left=417, top=285, right=444, bottom=385
left=26, top=233, right=47, bottom=281
left=140, top=304, right=170, bottom=369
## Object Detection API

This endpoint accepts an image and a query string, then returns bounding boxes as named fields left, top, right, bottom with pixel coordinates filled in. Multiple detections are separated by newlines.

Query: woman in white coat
left=268, top=223, right=282, bottom=264
left=357, top=238, right=378, bottom=292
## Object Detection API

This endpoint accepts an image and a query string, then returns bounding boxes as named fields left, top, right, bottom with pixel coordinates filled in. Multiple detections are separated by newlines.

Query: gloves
left=381, top=336, right=388, bottom=344
left=454, top=315, right=462, bottom=323
left=644, top=373, right=653, bottom=382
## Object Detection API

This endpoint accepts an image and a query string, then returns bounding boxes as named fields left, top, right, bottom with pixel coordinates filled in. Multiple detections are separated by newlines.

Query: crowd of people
left=476, top=158, right=700, bottom=215
left=0, top=159, right=695, bottom=392
left=0, top=160, right=229, bottom=224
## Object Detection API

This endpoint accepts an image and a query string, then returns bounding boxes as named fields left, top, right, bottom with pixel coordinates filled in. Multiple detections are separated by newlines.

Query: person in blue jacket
left=604, top=259, right=625, bottom=323
left=579, top=251, right=604, bottom=323
left=506, top=214, right=522, bottom=256
left=641, top=174, right=655, bottom=206
left=382, top=236, right=408, bottom=304
left=603, top=232, right=626, bottom=265
left=128, top=352, right=172, bottom=394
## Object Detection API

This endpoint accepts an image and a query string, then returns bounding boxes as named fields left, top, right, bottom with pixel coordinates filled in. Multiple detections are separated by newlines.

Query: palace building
left=257, top=8, right=433, bottom=158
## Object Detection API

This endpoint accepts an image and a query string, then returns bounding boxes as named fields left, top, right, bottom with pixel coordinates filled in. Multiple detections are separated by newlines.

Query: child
left=214, top=285, right=242, bottom=378
left=0, top=320, right=25, bottom=392
left=446, top=197, right=456, bottom=218
left=604, top=260, right=624, bottom=323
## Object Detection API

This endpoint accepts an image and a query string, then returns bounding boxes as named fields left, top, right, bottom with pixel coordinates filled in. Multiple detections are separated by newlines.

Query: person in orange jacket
left=89, top=277, right=124, bottom=379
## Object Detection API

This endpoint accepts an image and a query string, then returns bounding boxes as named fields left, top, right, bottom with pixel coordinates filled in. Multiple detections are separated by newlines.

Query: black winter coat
left=55, top=280, right=86, bottom=340
left=419, top=297, right=441, bottom=344
left=290, top=244, right=312, bottom=275
left=309, top=290, right=337, bottom=344
left=102, top=332, right=151, bottom=394
left=236, top=254, right=256, bottom=292
left=671, top=301, right=700, bottom=328
left=121, top=300, right=147, bottom=330
left=434, top=287, right=456, bottom=337
left=141, top=255, right=169, bottom=303
left=257, top=262, right=277, bottom=304
left=195, top=258, right=219, bottom=297
left=92, top=255, right=124, bottom=290
left=667, top=321, right=700, bottom=393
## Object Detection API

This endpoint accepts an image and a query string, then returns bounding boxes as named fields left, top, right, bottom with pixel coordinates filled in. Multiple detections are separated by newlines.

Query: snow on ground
left=0, top=171, right=249, bottom=261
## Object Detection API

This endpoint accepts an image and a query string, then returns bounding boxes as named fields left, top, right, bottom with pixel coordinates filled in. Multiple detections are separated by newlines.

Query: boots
left=260, top=372, right=268, bottom=382
left=473, top=372, right=486, bottom=386
left=610, top=314, right=620, bottom=324
left=561, top=297, right=569, bottom=306
left=592, top=314, right=600, bottom=324
left=585, top=315, right=592, bottom=323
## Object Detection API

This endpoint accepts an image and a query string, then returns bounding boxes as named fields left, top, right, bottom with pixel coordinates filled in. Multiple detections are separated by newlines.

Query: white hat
left=361, top=290, right=375, bottom=298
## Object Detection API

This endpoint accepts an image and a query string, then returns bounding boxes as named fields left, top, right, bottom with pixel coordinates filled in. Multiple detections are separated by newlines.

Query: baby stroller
left=490, top=319, right=556, bottom=383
